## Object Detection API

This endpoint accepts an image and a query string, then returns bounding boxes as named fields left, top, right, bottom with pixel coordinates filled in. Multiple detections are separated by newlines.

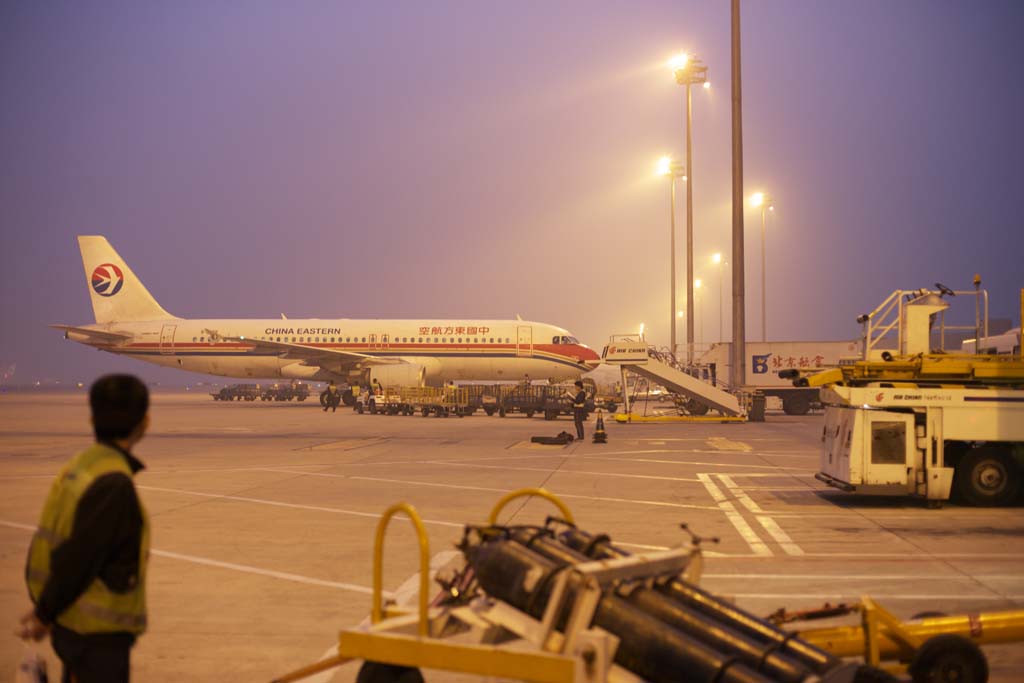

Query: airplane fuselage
left=74, top=317, right=599, bottom=385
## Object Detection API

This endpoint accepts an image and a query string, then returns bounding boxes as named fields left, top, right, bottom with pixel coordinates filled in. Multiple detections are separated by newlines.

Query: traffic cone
left=592, top=410, right=608, bottom=444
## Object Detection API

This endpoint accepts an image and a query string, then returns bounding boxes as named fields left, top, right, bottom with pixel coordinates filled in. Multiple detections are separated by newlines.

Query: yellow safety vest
left=26, top=443, right=150, bottom=635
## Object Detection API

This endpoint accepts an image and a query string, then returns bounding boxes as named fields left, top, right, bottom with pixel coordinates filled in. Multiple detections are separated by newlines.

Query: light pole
left=711, top=252, right=727, bottom=342
left=657, top=156, right=686, bottom=356
left=694, top=278, right=704, bottom=347
left=750, top=192, right=774, bottom=342
left=670, top=53, right=709, bottom=365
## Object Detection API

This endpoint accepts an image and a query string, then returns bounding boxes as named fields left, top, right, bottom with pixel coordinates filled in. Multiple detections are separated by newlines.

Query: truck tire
left=782, top=394, right=812, bottom=416
left=954, top=446, right=1021, bottom=506
left=684, top=399, right=710, bottom=416
left=908, top=634, right=987, bottom=683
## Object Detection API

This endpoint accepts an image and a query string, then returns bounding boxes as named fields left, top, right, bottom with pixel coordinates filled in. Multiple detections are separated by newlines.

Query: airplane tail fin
left=78, top=236, right=175, bottom=323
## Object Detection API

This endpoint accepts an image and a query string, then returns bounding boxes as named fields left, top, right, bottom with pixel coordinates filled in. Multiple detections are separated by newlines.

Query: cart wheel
left=525, top=410, right=535, bottom=418
left=498, top=407, right=506, bottom=417
left=685, top=399, right=710, bottom=416
left=484, top=407, right=495, bottom=416
left=782, top=395, right=811, bottom=416
left=544, top=410, right=558, bottom=421
left=954, top=447, right=1021, bottom=506
left=421, top=407, right=430, bottom=417
left=356, top=661, right=424, bottom=683
left=908, top=634, right=987, bottom=683
left=356, top=405, right=364, bottom=414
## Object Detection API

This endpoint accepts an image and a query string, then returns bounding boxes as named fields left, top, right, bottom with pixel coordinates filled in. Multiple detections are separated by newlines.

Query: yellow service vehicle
left=804, top=284, right=1024, bottom=506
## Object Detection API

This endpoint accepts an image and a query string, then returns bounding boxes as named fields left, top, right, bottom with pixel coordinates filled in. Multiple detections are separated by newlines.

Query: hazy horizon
left=3, top=2, right=1023, bottom=385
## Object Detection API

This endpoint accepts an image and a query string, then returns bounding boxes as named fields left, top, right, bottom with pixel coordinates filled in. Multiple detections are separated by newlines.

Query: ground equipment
left=210, top=383, right=262, bottom=401
left=779, top=596, right=1024, bottom=681
left=263, top=382, right=311, bottom=401
left=692, top=340, right=862, bottom=415
left=269, top=490, right=896, bottom=683
left=602, top=335, right=744, bottom=420
left=805, top=285, right=1024, bottom=506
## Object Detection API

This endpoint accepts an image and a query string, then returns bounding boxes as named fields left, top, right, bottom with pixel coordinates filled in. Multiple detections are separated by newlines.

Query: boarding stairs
left=602, top=335, right=743, bottom=417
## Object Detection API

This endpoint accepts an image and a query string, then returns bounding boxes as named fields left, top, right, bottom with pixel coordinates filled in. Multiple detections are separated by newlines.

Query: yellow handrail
left=487, top=487, right=574, bottom=526
left=372, top=502, right=430, bottom=636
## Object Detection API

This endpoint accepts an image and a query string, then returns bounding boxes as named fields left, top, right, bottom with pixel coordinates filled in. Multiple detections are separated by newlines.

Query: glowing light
left=750, top=192, right=765, bottom=208
left=694, top=278, right=703, bottom=289
left=656, top=156, right=672, bottom=176
left=668, top=53, right=689, bottom=71
left=703, top=81, right=711, bottom=90
left=711, top=252, right=722, bottom=265
left=639, top=322, right=646, bottom=336
left=677, top=311, right=684, bottom=318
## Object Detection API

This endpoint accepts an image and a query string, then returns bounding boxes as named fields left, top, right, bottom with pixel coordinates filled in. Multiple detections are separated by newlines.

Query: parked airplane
left=55, top=237, right=601, bottom=390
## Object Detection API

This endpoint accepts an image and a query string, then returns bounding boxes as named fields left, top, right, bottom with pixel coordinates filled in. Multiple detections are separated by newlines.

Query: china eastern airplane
left=55, top=237, right=601, bottom=392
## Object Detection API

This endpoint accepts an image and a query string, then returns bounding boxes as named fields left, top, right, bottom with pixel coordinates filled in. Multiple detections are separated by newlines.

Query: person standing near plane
left=18, top=374, right=151, bottom=683
left=373, top=378, right=383, bottom=396
left=323, top=380, right=340, bottom=413
left=569, top=380, right=587, bottom=440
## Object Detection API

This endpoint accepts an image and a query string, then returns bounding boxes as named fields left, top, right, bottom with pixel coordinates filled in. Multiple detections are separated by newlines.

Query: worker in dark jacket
left=570, top=380, right=587, bottom=440
left=18, top=374, right=151, bottom=683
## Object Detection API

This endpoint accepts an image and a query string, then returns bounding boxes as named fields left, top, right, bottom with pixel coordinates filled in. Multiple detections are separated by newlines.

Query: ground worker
left=570, top=379, right=587, bottom=440
left=373, top=378, right=383, bottom=396
left=323, top=380, right=340, bottom=412
left=18, top=374, right=151, bottom=683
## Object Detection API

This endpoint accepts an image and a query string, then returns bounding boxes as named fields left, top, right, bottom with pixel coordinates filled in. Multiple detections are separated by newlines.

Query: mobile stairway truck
left=794, top=283, right=1024, bottom=507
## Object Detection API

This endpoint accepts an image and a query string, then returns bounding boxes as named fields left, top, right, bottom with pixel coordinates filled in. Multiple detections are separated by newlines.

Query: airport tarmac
left=1, top=392, right=1022, bottom=682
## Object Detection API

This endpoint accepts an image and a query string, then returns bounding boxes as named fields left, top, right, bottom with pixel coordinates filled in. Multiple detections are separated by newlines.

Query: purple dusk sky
left=1, top=2, right=1022, bottom=384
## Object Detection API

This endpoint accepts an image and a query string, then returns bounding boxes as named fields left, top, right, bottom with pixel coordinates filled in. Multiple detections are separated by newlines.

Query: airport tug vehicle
left=267, top=489, right=1024, bottom=683
left=793, top=284, right=1024, bottom=506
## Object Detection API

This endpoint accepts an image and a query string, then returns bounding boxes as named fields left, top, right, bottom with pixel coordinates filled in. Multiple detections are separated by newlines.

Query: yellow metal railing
left=488, top=487, right=574, bottom=526
left=372, top=502, right=430, bottom=636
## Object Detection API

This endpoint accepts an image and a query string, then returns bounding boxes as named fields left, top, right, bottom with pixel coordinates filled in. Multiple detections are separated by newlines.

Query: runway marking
left=716, top=474, right=765, bottom=513
left=137, top=485, right=463, bottom=528
left=0, top=519, right=384, bottom=597
left=415, top=461, right=701, bottom=484
left=580, top=455, right=806, bottom=471
left=302, top=438, right=389, bottom=452
left=728, top=592, right=1024, bottom=601
left=696, top=474, right=771, bottom=556
left=754, top=516, right=805, bottom=556
left=714, top=474, right=806, bottom=557
left=703, top=573, right=1024, bottom=581
left=707, top=437, right=753, bottom=452
left=348, top=475, right=719, bottom=511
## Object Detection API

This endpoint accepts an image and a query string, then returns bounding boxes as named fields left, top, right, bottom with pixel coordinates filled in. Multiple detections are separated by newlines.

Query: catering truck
left=807, top=284, right=1024, bottom=506
left=692, top=341, right=862, bottom=415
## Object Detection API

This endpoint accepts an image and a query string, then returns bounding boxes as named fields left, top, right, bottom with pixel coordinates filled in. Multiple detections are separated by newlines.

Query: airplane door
left=159, top=324, right=176, bottom=356
left=369, top=332, right=389, bottom=351
left=516, top=326, right=532, bottom=357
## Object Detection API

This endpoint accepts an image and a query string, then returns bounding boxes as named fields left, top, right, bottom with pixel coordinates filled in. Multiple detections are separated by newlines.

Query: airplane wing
left=226, top=336, right=403, bottom=368
left=51, top=324, right=132, bottom=344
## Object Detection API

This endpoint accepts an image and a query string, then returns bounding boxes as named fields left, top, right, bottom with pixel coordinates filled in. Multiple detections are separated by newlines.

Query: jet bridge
left=602, top=335, right=743, bottom=417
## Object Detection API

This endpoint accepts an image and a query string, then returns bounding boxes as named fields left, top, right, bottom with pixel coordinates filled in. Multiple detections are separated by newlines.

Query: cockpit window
left=556, top=336, right=579, bottom=344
